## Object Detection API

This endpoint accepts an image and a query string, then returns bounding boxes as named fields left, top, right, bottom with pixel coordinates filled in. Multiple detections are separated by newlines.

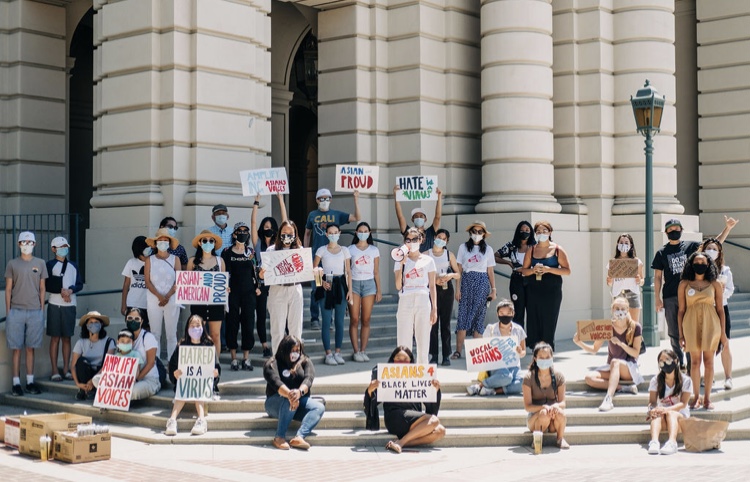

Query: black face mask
left=235, top=232, right=250, bottom=244
left=661, top=362, right=676, bottom=374
left=498, top=316, right=513, bottom=325
left=520, top=232, right=531, bottom=240
left=667, top=230, right=682, bottom=241
left=126, top=320, right=142, bottom=333
left=693, top=263, right=708, bottom=275
left=263, top=229, right=275, bottom=238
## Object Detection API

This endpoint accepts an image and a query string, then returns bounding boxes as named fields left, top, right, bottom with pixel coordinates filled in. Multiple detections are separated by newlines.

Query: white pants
left=146, top=293, right=180, bottom=359
left=130, top=377, right=161, bottom=401
left=396, top=292, right=432, bottom=364
left=269, top=284, right=304, bottom=354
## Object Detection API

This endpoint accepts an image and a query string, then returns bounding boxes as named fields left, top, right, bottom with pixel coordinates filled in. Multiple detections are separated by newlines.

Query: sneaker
left=466, top=383, right=481, bottom=396
left=75, top=389, right=87, bottom=401
left=262, top=347, right=272, bottom=358
left=617, top=384, right=638, bottom=395
left=324, top=354, right=338, bottom=366
left=165, top=418, right=177, bottom=436
left=598, top=395, right=614, bottom=412
left=648, top=440, right=661, bottom=455
left=479, top=387, right=495, bottom=396
left=191, top=418, right=207, bottom=435
left=242, top=359, right=254, bottom=371
left=11, top=384, right=24, bottom=397
left=441, top=357, right=451, bottom=366
left=360, top=352, right=370, bottom=362
left=660, top=440, right=678, bottom=455
left=352, top=352, right=365, bottom=362
left=25, top=382, right=41, bottom=395
left=230, top=359, right=240, bottom=371
left=311, top=320, right=321, bottom=330
left=724, top=378, right=733, bottom=390
left=333, top=352, right=346, bottom=365
left=221, top=345, right=229, bottom=353
left=212, top=391, right=221, bottom=401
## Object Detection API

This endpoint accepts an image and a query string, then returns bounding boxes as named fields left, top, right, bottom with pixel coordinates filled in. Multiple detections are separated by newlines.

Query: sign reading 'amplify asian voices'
left=175, top=271, right=229, bottom=305
left=464, top=337, right=521, bottom=372
left=376, top=363, right=437, bottom=403
left=175, top=345, right=216, bottom=402
left=576, top=320, right=614, bottom=342
left=395, top=175, right=438, bottom=201
left=93, top=355, right=139, bottom=411
left=261, top=248, right=315, bottom=286
left=335, top=164, right=379, bottom=193
left=240, top=168, right=290, bottom=196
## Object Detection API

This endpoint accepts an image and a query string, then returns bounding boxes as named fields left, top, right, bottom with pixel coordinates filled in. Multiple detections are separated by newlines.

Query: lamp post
left=630, top=80, right=665, bottom=347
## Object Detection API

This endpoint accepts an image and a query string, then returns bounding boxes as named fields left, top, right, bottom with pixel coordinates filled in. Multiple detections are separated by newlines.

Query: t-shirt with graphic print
left=121, top=258, right=147, bottom=309
left=651, top=241, right=700, bottom=299
left=305, top=209, right=351, bottom=254
left=394, top=255, right=436, bottom=296
left=348, top=244, right=380, bottom=281
left=457, top=243, right=496, bottom=273
left=648, top=373, right=693, bottom=410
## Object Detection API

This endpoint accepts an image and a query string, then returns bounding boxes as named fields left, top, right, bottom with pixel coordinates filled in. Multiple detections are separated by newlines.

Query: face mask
left=394, top=359, right=410, bottom=364
left=357, top=232, right=370, bottom=241
left=613, top=309, right=628, bottom=320
left=201, top=242, right=213, bottom=252
left=413, top=218, right=425, bottom=228
left=498, top=316, right=513, bottom=325
left=235, top=232, right=250, bottom=244
left=536, top=234, right=549, bottom=243
left=661, top=361, right=676, bottom=374
left=20, top=245, right=34, bottom=255
left=87, top=322, right=102, bottom=334
left=281, top=234, right=295, bottom=245
left=290, top=352, right=300, bottom=362
left=617, top=244, right=630, bottom=253
left=667, top=230, right=682, bottom=241
left=318, top=201, right=330, bottom=211
left=143, top=247, right=153, bottom=257
left=156, top=241, right=170, bottom=252
left=704, top=249, right=719, bottom=261
left=433, top=238, right=447, bottom=249
left=215, top=215, right=228, bottom=226
left=126, top=320, right=142, bottom=333
left=471, top=234, right=484, bottom=244
left=520, top=232, right=531, bottom=240
left=188, top=326, right=203, bottom=339
left=693, top=263, right=708, bottom=275
left=118, top=343, right=132, bottom=353
left=327, top=233, right=340, bottom=243
left=166, top=228, right=177, bottom=237
left=408, top=242, right=421, bottom=253
left=536, top=358, right=553, bottom=369
left=56, top=247, right=69, bottom=258
left=263, top=229, right=275, bottom=238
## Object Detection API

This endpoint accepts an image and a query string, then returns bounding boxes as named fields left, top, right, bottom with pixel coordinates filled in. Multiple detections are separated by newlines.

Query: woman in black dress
left=494, top=220, right=535, bottom=328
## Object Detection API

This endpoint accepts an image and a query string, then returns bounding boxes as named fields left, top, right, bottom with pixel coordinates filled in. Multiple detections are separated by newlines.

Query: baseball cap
left=18, top=231, right=35, bottom=243
left=411, top=208, right=427, bottom=218
left=51, top=236, right=69, bottom=248
left=212, top=204, right=228, bottom=213
left=664, top=219, right=683, bottom=231
left=316, top=188, right=332, bottom=199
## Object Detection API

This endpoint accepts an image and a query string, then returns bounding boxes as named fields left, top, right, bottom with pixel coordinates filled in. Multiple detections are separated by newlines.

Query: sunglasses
left=318, top=197, right=331, bottom=202
left=166, top=224, right=178, bottom=230
left=19, top=240, right=35, bottom=246
left=201, top=239, right=215, bottom=244
left=470, top=230, right=485, bottom=235
left=125, top=317, right=142, bottom=322
left=658, top=359, right=674, bottom=368
left=405, top=238, right=419, bottom=243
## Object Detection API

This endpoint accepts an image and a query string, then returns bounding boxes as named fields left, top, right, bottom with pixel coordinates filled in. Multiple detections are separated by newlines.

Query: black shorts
left=190, top=304, right=225, bottom=322
left=384, top=409, right=425, bottom=439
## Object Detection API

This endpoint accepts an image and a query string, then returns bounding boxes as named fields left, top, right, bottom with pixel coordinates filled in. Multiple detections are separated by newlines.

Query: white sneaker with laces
left=165, top=418, right=177, bottom=436
left=361, top=352, right=370, bottom=362
left=724, top=378, right=733, bottom=390
left=660, top=440, right=678, bottom=455
left=648, top=440, right=660, bottom=455
left=479, top=387, right=495, bottom=396
left=191, top=418, right=207, bottom=435
left=598, top=395, right=614, bottom=412
left=466, top=384, right=481, bottom=396
left=618, top=384, right=638, bottom=395
left=334, top=352, right=346, bottom=365
left=352, top=352, right=365, bottom=362
left=324, top=354, right=338, bottom=366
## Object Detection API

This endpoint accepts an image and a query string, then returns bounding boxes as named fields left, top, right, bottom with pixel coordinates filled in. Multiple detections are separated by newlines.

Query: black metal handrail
left=0, top=288, right=121, bottom=323
left=724, top=239, right=750, bottom=252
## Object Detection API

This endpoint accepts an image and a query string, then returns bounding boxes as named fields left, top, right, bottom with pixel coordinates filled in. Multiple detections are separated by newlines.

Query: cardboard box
left=53, top=431, right=111, bottom=463
left=4, top=416, right=20, bottom=450
left=19, top=413, right=91, bottom=458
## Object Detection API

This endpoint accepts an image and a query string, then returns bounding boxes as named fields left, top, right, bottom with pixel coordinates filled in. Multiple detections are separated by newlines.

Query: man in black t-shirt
left=393, top=185, right=443, bottom=252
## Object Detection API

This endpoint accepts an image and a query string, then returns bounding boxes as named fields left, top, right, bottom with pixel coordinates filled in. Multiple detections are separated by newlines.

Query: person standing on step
left=125, top=307, right=162, bottom=400
left=523, top=342, right=569, bottom=450
left=304, top=189, right=361, bottom=330
left=159, top=216, right=189, bottom=266
left=452, top=221, right=496, bottom=361
left=188, top=229, right=226, bottom=362
left=4, top=231, right=47, bottom=397
left=348, top=221, right=382, bottom=363
left=606, top=233, right=644, bottom=322
left=145, top=228, right=182, bottom=360
left=393, top=185, right=443, bottom=252
left=494, top=221, right=534, bottom=329
left=208, top=203, right=233, bottom=351
left=427, top=229, right=459, bottom=366
left=71, top=311, right=116, bottom=401
left=646, top=349, right=692, bottom=455
left=120, top=236, right=152, bottom=330
left=46, top=236, right=83, bottom=382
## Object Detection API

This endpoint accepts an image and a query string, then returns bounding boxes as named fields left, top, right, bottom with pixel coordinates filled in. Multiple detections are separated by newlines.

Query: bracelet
left=253, top=201, right=260, bottom=206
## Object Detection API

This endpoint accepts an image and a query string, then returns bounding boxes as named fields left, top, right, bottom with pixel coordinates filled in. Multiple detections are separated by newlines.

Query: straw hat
left=79, top=310, right=110, bottom=327
left=191, top=229, right=223, bottom=250
left=146, top=227, right=179, bottom=250
left=465, top=220, right=491, bottom=239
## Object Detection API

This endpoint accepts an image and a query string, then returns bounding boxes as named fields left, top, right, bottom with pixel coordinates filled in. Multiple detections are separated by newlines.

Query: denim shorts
left=6, top=308, right=44, bottom=349
left=615, top=289, right=641, bottom=309
left=351, top=278, right=377, bottom=298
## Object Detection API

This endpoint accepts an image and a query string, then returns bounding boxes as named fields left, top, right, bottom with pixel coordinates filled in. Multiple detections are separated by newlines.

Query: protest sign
left=175, top=345, right=216, bottom=401
left=464, top=337, right=521, bottom=372
left=93, top=355, right=139, bottom=411
left=336, top=164, right=379, bottom=193
left=608, top=258, right=639, bottom=279
left=175, top=271, right=229, bottom=305
left=262, top=248, right=314, bottom=286
left=395, top=175, right=438, bottom=201
left=376, top=363, right=437, bottom=403
left=576, top=320, right=613, bottom=342
left=239, top=167, right=289, bottom=196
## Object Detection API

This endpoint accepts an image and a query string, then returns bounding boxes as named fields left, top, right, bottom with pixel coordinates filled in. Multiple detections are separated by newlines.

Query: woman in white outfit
left=144, top=227, right=182, bottom=359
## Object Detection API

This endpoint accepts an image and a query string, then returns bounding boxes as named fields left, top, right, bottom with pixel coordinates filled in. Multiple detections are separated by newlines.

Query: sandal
left=50, top=373, right=62, bottom=382
left=450, top=351, right=462, bottom=360
left=703, top=399, right=715, bottom=410
left=688, top=398, right=702, bottom=410
left=64, top=371, right=73, bottom=380
left=385, top=440, right=402, bottom=454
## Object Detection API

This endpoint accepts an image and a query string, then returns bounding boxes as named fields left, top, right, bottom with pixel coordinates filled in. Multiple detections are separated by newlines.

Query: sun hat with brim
left=191, top=230, right=223, bottom=250
left=146, top=228, right=179, bottom=250
left=79, top=311, right=110, bottom=327
left=664, top=219, right=683, bottom=231
left=466, top=220, right=491, bottom=239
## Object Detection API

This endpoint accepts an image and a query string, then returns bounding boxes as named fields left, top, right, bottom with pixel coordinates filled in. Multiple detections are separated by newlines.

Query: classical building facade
left=2, top=0, right=748, bottom=337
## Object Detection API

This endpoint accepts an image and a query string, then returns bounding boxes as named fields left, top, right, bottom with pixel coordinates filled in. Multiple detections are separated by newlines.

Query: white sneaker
left=724, top=378, right=733, bottom=390
left=334, top=352, right=346, bottom=365
left=647, top=440, right=660, bottom=455
left=165, top=418, right=177, bottom=436
left=618, top=384, right=638, bottom=395
left=660, top=440, right=678, bottom=455
left=598, top=396, right=614, bottom=412
left=466, top=384, right=481, bottom=396
left=191, top=418, right=207, bottom=435
left=361, top=352, right=370, bottom=362
left=352, top=352, right=365, bottom=362
left=479, top=387, right=495, bottom=396
left=324, top=354, right=338, bottom=366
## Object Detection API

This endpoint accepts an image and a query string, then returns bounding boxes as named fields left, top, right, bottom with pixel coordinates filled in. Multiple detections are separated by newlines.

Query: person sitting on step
left=646, top=349, right=692, bottom=455
left=522, top=342, right=569, bottom=450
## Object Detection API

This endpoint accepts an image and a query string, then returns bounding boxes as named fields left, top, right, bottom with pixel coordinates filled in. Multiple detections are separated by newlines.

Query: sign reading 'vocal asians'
left=464, top=337, right=521, bottom=372
left=261, top=248, right=314, bottom=286
left=240, top=168, right=289, bottom=196
left=395, top=175, right=438, bottom=201
left=335, top=165, right=379, bottom=193
left=175, top=271, right=229, bottom=305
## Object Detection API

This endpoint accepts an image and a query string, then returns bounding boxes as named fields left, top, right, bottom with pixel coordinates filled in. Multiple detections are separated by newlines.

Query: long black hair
left=125, top=307, right=150, bottom=333
left=387, top=345, right=414, bottom=363
left=511, top=221, right=535, bottom=249
left=80, top=322, right=108, bottom=340
left=257, top=216, right=279, bottom=250
left=655, top=349, right=682, bottom=400
left=181, top=314, right=212, bottom=345
left=274, top=220, right=302, bottom=250
left=528, top=342, right=555, bottom=390
left=464, top=236, right=488, bottom=255
left=699, top=238, right=724, bottom=271
left=681, top=251, right=718, bottom=281
left=352, top=221, right=374, bottom=246
left=131, top=235, right=149, bottom=258
left=275, top=335, right=307, bottom=369
left=193, top=243, right=217, bottom=266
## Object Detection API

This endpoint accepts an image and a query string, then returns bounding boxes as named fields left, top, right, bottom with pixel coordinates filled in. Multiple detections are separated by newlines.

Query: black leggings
left=227, top=290, right=256, bottom=351
left=430, top=284, right=454, bottom=361
left=255, top=285, right=269, bottom=344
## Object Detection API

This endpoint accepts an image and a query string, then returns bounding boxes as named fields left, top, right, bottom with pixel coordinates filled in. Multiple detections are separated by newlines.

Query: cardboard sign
left=93, top=355, right=139, bottom=411
left=376, top=363, right=437, bottom=403
left=576, top=320, right=614, bottom=342
left=336, top=164, right=379, bottom=193
left=239, top=167, right=289, bottom=196
left=465, top=337, right=521, bottom=372
left=396, top=175, right=438, bottom=201
left=175, top=271, right=229, bottom=305
left=608, top=258, right=639, bottom=279
left=262, top=248, right=315, bottom=286
left=175, top=345, right=216, bottom=401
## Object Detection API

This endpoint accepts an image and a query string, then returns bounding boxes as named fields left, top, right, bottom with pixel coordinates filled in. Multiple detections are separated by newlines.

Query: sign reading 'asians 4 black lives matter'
left=377, top=363, right=437, bottom=403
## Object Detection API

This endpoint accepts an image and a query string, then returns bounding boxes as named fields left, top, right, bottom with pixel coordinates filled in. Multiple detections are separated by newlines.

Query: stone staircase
left=728, top=292, right=750, bottom=337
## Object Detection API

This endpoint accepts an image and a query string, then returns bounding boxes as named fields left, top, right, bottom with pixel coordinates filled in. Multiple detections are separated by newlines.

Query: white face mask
left=318, top=200, right=330, bottom=211
left=413, top=217, right=425, bottom=228
left=327, top=233, right=340, bottom=243
left=408, top=242, right=421, bottom=253
left=156, top=241, right=170, bottom=252
left=290, top=351, right=300, bottom=362
left=536, top=234, right=549, bottom=243
left=214, top=215, right=228, bottom=226
left=471, top=234, right=483, bottom=244
left=20, top=245, right=34, bottom=255
left=617, top=243, right=630, bottom=253
left=613, top=309, right=628, bottom=320
left=705, top=249, right=719, bottom=261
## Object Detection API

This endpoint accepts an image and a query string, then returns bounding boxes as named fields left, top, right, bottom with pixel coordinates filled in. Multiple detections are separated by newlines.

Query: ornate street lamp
left=631, top=80, right=665, bottom=347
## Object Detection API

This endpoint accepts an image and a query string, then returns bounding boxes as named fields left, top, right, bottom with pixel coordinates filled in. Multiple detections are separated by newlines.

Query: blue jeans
left=309, top=285, right=321, bottom=323
left=483, top=366, right=522, bottom=394
left=321, top=299, right=346, bottom=351
left=265, top=394, right=325, bottom=438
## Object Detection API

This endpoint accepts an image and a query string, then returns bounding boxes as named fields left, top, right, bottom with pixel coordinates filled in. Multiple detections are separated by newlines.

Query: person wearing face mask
left=678, top=252, right=726, bottom=410
left=699, top=238, right=734, bottom=389
left=605, top=233, right=644, bottom=322
left=208, top=204, right=233, bottom=256
left=452, top=221, right=496, bottom=361
left=313, top=224, right=353, bottom=365
left=144, top=228, right=182, bottom=360
left=523, top=342, right=569, bottom=449
left=394, top=228, right=438, bottom=364
left=348, top=222, right=382, bottom=362
left=125, top=307, right=162, bottom=400
left=159, top=216, right=189, bottom=266
left=166, top=315, right=221, bottom=436
left=427, top=229, right=459, bottom=366
left=252, top=192, right=288, bottom=358
left=91, top=329, right=145, bottom=390
left=304, top=189, right=361, bottom=330
left=70, top=311, right=115, bottom=401
left=573, top=297, right=643, bottom=412
left=4, top=231, right=47, bottom=397
left=646, top=349, right=692, bottom=455
left=263, top=335, right=324, bottom=450
left=466, top=300, right=526, bottom=396
left=652, top=216, right=736, bottom=370
left=188, top=230, right=226, bottom=363
left=120, top=236, right=152, bottom=332
left=521, top=221, right=570, bottom=350
left=45, top=236, right=83, bottom=382
left=495, top=221, right=535, bottom=329
left=260, top=220, right=305, bottom=354
left=393, top=185, right=444, bottom=252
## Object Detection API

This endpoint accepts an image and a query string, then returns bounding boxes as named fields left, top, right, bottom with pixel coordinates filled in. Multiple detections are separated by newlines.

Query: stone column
left=477, top=0, right=560, bottom=213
